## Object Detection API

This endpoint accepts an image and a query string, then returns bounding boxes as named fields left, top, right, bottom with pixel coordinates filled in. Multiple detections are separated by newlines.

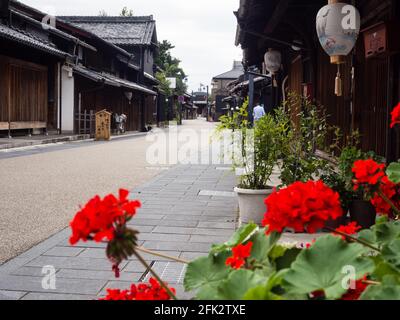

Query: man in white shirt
left=253, top=103, right=266, bottom=123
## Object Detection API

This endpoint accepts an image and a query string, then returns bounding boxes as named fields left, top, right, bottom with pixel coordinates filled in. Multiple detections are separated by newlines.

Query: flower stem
left=326, top=227, right=381, bottom=253
left=362, top=280, right=380, bottom=286
left=135, top=246, right=189, bottom=264
left=133, top=250, right=178, bottom=300
left=377, top=189, right=400, bottom=219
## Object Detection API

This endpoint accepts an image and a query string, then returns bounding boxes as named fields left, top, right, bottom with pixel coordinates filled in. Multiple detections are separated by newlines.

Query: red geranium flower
left=69, top=189, right=141, bottom=245
left=352, top=159, right=386, bottom=188
left=390, top=103, right=400, bottom=128
left=341, top=277, right=369, bottom=300
left=262, top=181, right=343, bottom=234
left=371, top=176, right=399, bottom=216
left=226, top=242, right=253, bottom=269
left=334, top=222, right=361, bottom=240
left=101, top=278, right=175, bottom=301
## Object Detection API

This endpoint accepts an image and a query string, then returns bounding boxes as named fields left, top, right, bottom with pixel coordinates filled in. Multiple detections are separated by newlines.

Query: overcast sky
left=21, top=0, right=243, bottom=92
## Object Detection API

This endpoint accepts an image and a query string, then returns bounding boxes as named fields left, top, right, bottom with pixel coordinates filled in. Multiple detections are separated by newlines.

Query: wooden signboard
left=95, top=110, right=111, bottom=141
left=363, top=21, right=400, bottom=59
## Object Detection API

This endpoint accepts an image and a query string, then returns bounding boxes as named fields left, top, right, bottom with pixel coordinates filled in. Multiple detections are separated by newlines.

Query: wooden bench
left=0, top=121, right=47, bottom=137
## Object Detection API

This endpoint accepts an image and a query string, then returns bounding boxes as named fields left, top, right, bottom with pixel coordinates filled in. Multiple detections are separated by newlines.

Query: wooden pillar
left=248, top=73, right=255, bottom=125
left=7, top=60, right=11, bottom=138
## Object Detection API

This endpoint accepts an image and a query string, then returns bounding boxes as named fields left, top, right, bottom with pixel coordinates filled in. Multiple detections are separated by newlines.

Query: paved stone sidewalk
left=0, top=164, right=239, bottom=300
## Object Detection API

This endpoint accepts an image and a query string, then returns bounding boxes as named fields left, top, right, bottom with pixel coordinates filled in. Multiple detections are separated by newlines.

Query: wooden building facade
left=0, top=0, right=160, bottom=137
left=235, top=0, right=400, bottom=162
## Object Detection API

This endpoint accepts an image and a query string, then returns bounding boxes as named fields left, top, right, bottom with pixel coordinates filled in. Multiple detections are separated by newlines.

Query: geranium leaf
left=210, top=223, right=258, bottom=254
left=183, top=252, right=231, bottom=292
left=243, top=269, right=288, bottom=300
left=283, top=235, right=375, bottom=300
left=357, top=221, right=400, bottom=249
left=372, top=259, right=400, bottom=281
left=274, top=247, right=302, bottom=271
left=357, top=229, right=377, bottom=245
left=381, top=239, right=400, bottom=272
left=249, top=229, right=280, bottom=263
left=387, top=162, right=400, bottom=184
left=374, top=221, right=400, bottom=246
left=360, top=276, right=400, bottom=300
left=196, top=282, right=225, bottom=300
left=217, top=269, right=266, bottom=300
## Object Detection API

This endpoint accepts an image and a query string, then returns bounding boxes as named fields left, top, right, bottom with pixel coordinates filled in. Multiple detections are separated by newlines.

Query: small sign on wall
left=166, top=77, right=176, bottom=89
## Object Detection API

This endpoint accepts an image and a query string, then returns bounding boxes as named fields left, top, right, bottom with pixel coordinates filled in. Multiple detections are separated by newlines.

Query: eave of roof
left=73, top=66, right=157, bottom=95
left=73, top=65, right=118, bottom=87
left=0, top=24, right=70, bottom=58
left=11, top=1, right=130, bottom=57
left=144, top=72, right=159, bottom=83
left=10, top=9, right=97, bottom=52
left=230, top=76, right=270, bottom=93
left=103, top=73, right=157, bottom=95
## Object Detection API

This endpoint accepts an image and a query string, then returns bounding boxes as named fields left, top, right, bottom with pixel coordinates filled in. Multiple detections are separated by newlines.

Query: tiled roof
left=73, top=66, right=118, bottom=87
left=0, top=24, right=69, bottom=57
left=58, top=16, right=156, bottom=46
left=213, top=61, right=244, bottom=80
left=73, top=65, right=157, bottom=95
left=104, top=73, right=157, bottom=95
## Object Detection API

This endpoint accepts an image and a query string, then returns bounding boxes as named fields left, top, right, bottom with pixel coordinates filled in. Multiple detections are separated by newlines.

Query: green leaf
left=283, top=235, right=375, bottom=300
left=387, top=162, right=400, bottom=184
left=357, top=229, right=377, bottom=245
left=210, top=223, right=258, bottom=255
left=217, top=269, right=266, bottom=300
left=357, top=220, right=400, bottom=248
left=183, top=252, right=231, bottom=291
left=269, top=245, right=288, bottom=261
left=274, top=248, right=302, bottom=271
left=375, top=215, right=390, bottom=225
left=196, top=283, right=225, bottom=300
left=372, top=259, right=400, bottom=281
left=243, top=285, right=281, bottom=300
left=243, top=269, right=288, bottom=300
left=381, top=239, right=400, bottom=272
left=374, top=221, right=400, bottom=246
left=360, top=276, right=400, bottom=300
left=249, top=229, right=280, bottom=263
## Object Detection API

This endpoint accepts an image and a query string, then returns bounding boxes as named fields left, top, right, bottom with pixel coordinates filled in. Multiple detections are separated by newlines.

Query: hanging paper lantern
left=316, top=0, right=360, bottom=96
left=264, top=49, right=282, bottom=74
left=264, top=49, right=281, bottom=87
left=316, top=0, right=360, bottom=64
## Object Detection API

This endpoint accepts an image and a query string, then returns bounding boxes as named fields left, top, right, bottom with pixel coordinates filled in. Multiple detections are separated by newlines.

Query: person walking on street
left=253, top=102, right=266, bottom=124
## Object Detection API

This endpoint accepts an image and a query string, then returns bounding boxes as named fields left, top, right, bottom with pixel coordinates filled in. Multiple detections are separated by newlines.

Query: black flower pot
left=324, top=214, right=347, bottom=230
left=349, top=200, right=377, bottom=229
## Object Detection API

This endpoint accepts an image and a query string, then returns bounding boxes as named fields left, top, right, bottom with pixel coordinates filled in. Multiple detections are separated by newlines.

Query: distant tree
left=155, top=40, right=188, bottom=96
left=155, top=40, right=175, bottom=68
left=120, top=7, right=134, bottom=17
left=98, top=10, right=108, bottom=16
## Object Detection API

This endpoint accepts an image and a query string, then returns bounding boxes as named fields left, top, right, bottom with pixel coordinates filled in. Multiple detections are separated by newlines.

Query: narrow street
left=0, top=119, right=243, bottom=300
left=0, top=119, right=214, bottom=264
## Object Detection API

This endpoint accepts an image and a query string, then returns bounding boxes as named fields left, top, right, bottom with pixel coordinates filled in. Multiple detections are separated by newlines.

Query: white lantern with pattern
left=316, top=0, right=360, bottom=64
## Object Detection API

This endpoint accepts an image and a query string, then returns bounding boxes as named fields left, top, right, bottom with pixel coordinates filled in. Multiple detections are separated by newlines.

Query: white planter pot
left=234, top=187, right=274, bottom=225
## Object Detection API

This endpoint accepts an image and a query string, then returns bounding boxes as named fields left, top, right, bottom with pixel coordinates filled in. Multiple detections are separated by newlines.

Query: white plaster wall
left=61, top=66, right=75, bottom=133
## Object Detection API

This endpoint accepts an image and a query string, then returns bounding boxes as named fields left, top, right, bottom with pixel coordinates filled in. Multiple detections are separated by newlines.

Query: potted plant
left=337, top=145, right=384, bottom=229
left=216, top=99, right=284, bottom=225
left=234, top=113, right=284, bottom=224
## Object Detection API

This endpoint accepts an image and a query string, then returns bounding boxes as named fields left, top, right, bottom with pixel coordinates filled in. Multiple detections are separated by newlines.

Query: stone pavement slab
left=0, top=162, right=325, bottom=300
left=0, top=164, right=239, bottom=300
